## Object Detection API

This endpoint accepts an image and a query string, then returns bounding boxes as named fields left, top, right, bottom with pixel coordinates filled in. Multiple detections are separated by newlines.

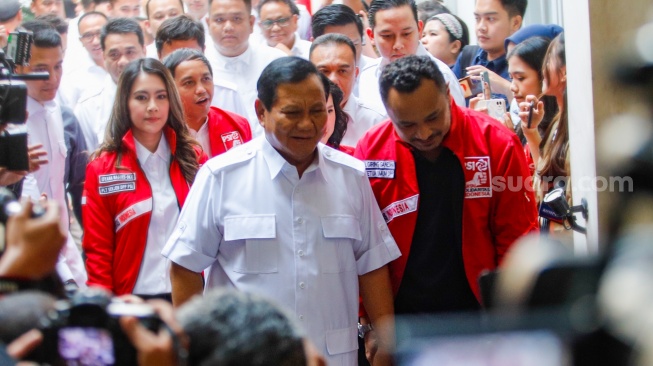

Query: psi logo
left=464, top=156, right=492, bottom=199
left=221, top=131, right=244, bottom=151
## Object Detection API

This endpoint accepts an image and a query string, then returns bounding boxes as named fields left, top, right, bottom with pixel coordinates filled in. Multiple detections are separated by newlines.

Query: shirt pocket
left=320, top=215, right=361, bottom=274
left=325, top=325, right=358, bottom=356
left=224, top=214, right=277, bottom=274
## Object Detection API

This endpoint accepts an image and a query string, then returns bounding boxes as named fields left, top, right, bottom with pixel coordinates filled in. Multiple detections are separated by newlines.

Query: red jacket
left=206, top=106, right=252, bottom=157
left=354, top=100, right=538, bottom=301
left=82, top=127, right=207, bottom=295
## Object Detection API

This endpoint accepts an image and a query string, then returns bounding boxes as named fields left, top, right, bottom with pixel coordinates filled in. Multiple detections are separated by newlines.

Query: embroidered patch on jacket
left=221, top=131, right=244, bottom=151
left=364, top=160, right=395, bottom=179
left=99, top=182, right=136, bottom=195
left=464, top=156, right=492, bottom=199
left=98, top=173, right=136, bottom=184
left=114, top=198, right=152, bottom=231
left=381, top=194, right=418, bottom=223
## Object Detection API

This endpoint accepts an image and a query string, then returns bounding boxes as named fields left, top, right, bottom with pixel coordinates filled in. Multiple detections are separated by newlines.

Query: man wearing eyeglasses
left=257, top=0, right=311, bottom=59
left=204, top=0, right=286, bottom=136
left=74, top=17, right=146, bottom=150
left=60, top=11, right=110, bottom=109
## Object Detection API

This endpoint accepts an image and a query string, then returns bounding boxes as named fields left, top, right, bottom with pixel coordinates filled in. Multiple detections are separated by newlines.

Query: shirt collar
left=260, top=136, right=325, bottom=182
left=27, top=96, right=57, bottom=114
left=214, top=42, right=253, bottom=66
left=134, top=133, right=171, bottom=167
left=474, top=48, right=507, bottom=70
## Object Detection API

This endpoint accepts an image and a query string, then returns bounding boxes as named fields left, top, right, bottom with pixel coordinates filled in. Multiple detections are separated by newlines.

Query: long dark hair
left=98, top=58, right=200, bottom=183
left=507, top=36, right=558, bottom=144
left=325, top=80, right=348, bottom=149
left=538, top=33, right=568, bottom=181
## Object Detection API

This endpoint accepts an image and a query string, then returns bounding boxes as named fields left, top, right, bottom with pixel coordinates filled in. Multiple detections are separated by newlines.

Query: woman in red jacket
left=82, top=58, right=207, bottom=298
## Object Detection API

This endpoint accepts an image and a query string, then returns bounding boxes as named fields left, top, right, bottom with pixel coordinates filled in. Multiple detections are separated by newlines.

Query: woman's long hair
left=97, top=58, right=200, bottom=183
left=507, top=36, right=559, bottom=144
left=325, top=81, right=348, bottom=149
left=538, top=33, right=569, bottom=181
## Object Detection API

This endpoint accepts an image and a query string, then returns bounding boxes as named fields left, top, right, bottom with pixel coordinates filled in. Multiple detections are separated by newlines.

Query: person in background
left=420, top=13, right=469, bottom=69
left=82, top=58, right=207, bottom=297
left=183, top=0, right=209, bottom=20
left=0, top=0, right=23, bottom=49
left=143, top=0, right=184, bottom=58
left=163, top=48, right=252, bottom=157
left=109, top=0, right=141, bottom=18
left=258, top=0, right=312, bottom=58
left=322, top=80, right=352, bottom=153
left=415, top=0, right=448, bottom=23
left=31, top=0, right=66, bottom=18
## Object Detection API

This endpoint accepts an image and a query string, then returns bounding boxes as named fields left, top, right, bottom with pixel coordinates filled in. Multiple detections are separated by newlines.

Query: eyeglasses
left=80, top=31, right=101, bottom=43
left=260, top=16, right=292, bottom=30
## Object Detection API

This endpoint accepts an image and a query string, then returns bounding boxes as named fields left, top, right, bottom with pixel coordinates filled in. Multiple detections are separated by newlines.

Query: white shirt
left=162, top=136, right=401, bottom=366
left=146, top=43, right=159, bottom=59
left=289, top=36, right=312, bottom=60
left=131, top=136, right=178, bottom=295
left=22, top=97, right=88, bottom=287
left=358, top=44, right=466, bottom=115
left=353, top=54, right=376, bottom=98
left=296, top=3, right=312, bottom=40
left=59, top=52, right=108, bottom=110
left=211, top=80, right=250, bottom=120
left=341, top=95, right=386, bottom=147
left=187, top=118, right=211, bottom=156
left=74, top=74, right=117, bottom=151
left=204, top=42, right=286, bottom=136
left=62, top=14, right=85, bottom=75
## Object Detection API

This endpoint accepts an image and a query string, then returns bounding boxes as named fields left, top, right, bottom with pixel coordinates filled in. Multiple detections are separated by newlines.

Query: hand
left=27, top=144, right=48, bottom=173
left=465, top=65, right=512, bottom=99
left=0, top=167, right=27, bottom=186
left=6, top=329, right=43, bottom=362
left=274, top=43, right=293, bottom=56
left=119, top=300, right=187, bottom=366
left=469, top=93, right=488, bottom=115
left=518, top=95, right=544, bottom=133
left=0, top=199, right=66, bottom=279
left=502, top=112, right=515, bottom=133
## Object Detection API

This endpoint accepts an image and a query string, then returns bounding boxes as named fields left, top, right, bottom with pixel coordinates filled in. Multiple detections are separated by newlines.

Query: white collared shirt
left=162, top=136, right=401, bottom=366
left=341, top=95, right=386, bottom=147
left=132, top=136, right=178, bottom=295
left=23, top=97, right=88, bottom=287
left=146, top=43, right=158, bottom=59
left=187, top=118, right=211, bottom=156
left=59, top=52, right=108, bottom=110
left=289, top=36, right=312, bottom=60
left=358, top=44, right=466, bottom=115
left=352, top=54, right=376, bottom=98
left=204, top=42, right=286, bottom=136
left=74, top=74, right=117, bottom=151
left=211, top=80, right=250, bottom=119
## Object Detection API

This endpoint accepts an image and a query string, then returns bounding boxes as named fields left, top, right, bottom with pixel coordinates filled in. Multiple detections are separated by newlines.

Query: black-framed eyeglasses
left=260, top=16, right=292, bottom=30
left=80, top=31, right=101, bottom=42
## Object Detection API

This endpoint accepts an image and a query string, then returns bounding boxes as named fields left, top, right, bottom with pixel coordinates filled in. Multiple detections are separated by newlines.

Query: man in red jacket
left=163, top=48, right=252, bottom=157
left=354, top=55, right=537, bottom=323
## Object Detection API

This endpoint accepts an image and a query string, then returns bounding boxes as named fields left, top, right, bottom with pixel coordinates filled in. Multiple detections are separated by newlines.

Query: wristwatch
left=358, top=323, right=373, bottom=338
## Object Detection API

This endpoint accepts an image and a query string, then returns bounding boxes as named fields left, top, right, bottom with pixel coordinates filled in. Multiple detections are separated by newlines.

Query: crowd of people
left=0, top=0, right=576, bottom=364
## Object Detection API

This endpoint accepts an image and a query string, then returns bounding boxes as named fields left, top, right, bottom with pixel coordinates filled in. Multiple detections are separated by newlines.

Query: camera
left=26, top=287, right=162, bottom=366
left=0, top=187, right=45, bottom=225
left=1, top=30, right=48, bottom=172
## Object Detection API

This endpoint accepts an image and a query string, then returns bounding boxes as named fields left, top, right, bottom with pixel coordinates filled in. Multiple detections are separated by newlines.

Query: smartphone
left=476, top=99, right=506, bottom=122
left=481, top=71, right=491, bottom=100
left=458, top=76, right=473, bottom=98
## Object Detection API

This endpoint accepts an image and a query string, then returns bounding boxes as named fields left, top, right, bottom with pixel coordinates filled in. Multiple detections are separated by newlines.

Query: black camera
left=1, top=30, right=48, bottom=172
left=0, top=187, right=45, bottom=225
left=26, top=287, right=162, bottom=366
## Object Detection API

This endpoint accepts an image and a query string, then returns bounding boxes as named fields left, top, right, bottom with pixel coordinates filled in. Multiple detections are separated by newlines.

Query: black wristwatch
left=358, top=323, right=373, bottom=338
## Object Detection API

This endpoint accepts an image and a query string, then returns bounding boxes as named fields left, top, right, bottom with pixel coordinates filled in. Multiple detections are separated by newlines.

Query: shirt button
left=299, top=282, right=305, bottom=289
left=297, top=217, right=304, bottom=224
left=299, top=315, right=304, bottom=320
left=298, top=250, right=304, bottom=257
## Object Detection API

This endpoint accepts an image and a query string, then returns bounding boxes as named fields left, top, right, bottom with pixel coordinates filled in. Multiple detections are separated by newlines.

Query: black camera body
left=26, top=287, right=162, bottom=366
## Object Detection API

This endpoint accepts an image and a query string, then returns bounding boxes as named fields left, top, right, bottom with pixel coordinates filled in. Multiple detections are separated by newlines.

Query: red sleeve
left=81, top=160, right=117, bottom=292
left=490, top=136, right=539, bottom=263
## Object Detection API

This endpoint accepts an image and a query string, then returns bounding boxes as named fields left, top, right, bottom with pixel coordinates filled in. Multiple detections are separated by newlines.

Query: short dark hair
left=309, top=33, right=356, bottom=63
left=36, top=14, right=68, bottom=35
left=100, top=17, right=144, bottom=51
left=325, top=80, right=348, bottom=149
left=257, top=0, right=299, bottom=16
left=311, top=4, right=363, bottom=39
left=416, top=0, right=449, bottom=23
left=177, top=289, right=307, bottom=366
left=379, top=55, right=446, bottom=104
left=162, top=48, right=213, bottom=77
left=209, top=0, right=252, bottom=14
left=257, top=56, right=330, bottom=111
left=500, top=0, right=527, bottom=18
left=78, top=11, right=108, bottom=32
left=20, top=21, right=62, bottom=49
left=155, top=14, right=204, bottom=54
left=368, top=0, right=417, bottom=30
left=145, top=0, right=184, bottom=18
